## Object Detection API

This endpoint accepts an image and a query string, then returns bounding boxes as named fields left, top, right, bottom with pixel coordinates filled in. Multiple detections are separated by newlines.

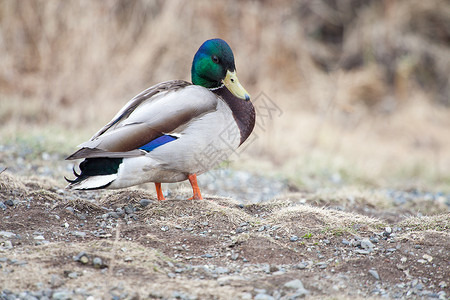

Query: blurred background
left=1, top=0, right=449, bottom=193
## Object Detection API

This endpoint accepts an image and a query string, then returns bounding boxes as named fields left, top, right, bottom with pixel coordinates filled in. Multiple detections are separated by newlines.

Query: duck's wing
left=66, top=80, right=218, bottom=160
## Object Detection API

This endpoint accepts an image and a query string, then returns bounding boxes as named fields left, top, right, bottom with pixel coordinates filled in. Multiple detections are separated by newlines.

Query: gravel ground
left=0, top=143, right=449, bottom=299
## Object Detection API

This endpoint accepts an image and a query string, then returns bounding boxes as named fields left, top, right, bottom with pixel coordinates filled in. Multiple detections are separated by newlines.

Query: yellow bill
left=222, top=70, right=251, bottom=101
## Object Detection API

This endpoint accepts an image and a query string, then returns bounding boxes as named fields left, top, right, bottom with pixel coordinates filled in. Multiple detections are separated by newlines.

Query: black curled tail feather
left=65, top=157, right=123, bottom=189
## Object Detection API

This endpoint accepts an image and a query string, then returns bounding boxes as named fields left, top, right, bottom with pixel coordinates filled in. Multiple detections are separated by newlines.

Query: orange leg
left=188, top=174, right=203, bottom=200
left=154, top=182, right=165, bottom=201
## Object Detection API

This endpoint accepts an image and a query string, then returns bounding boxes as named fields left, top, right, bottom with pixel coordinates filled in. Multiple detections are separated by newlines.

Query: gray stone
left=3, top=241, right=13, bottom=249
left=71, top=231, right=86, bottom=238
left=370, top=237, right=379, bottom=243
left=215, top=267, right=229, bottom=274
left=361, top=239, right=374, bottom=251
left=93, top=257, right=103, bottom=268
left=73, top=252, right=89, bottom=264
left=235, top=227, right=246, bottom=233
left=0, top=231, right=16, bottom=238
left=254, top=294, right=274, bottom=300
left=290, top=235, right=299, bottom=242
left=50, top=274, right=65, bottom=288
left=139, top=199, right=153, bottom=207
left=124, top=205, right=134, bottom=214
left=284, top=279, right=305, bottom=290
left=368, top=269, right=380, bottom=280
left=52, top=290, right=73, bottom=300
left=108, top=212, right=120, bottom=219
left=384, top=227, right=392, bottom=236
left=297, top=262, right=309, bottom=269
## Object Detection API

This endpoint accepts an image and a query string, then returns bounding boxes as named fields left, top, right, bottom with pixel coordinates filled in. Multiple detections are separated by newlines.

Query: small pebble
left=370, top=237, right=379, bottom=243
left=50, top=274, right=65, bottom=288
left=316, top=262, right=328, bottom=269
left=139, top=199, right=153, bottom=207
left=423, top=254, right=433, bottom=262
left=384, top=227, right=392, bottom=236
left=3, top=241, right=13, bottom=249
left=72, top=231, right=86, bottom=238
left=254, top=294, right=274, bottom=300
left=215, top=267, right=229, bottom=274
left=5, top=199, right=14, bottom=207
left=284, top=279, right=305, bottom=290
left=73, top=252, right=89, bottom=264
left=360, top=239, right=374, bottom=251
left=369, top=269, right=380, bottom=280
left=124, top=205, right=134, bottom=214
left=93, top=257, right=103, bottom=268
left=290, top=235, right=299, bottom=242
left=235, top=227, right=246, bottom=233
left=52, top=291, right=73, bottom=300
left=0, top=202, right=7, bottom=210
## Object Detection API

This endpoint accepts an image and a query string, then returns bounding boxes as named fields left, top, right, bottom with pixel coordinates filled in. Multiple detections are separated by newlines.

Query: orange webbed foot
left=188, top=174, right=203, bottom=200
left=155, top=182, right=165, bottom=201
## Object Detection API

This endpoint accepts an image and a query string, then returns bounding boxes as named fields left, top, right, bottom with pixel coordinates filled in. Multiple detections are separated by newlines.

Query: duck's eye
left=212, top=55, right=219, bottom=64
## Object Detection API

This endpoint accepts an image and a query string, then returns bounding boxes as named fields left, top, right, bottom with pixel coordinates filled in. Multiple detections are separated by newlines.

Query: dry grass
left=398, top=214, right=449, bottom=232
left=1, top=0, right=450, bottom=190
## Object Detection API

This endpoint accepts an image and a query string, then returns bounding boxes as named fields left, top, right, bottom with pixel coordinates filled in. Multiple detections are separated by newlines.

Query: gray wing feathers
left=90, top=80, right=191, bottom=140
left=67, top=81, right=218, bottom=160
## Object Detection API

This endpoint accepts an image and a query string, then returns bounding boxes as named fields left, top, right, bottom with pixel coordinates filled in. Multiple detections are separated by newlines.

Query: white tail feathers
left=66, top=174, right=117, bottom=190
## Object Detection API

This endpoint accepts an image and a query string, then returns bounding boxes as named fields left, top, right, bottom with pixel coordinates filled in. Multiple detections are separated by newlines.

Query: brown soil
left=0, top=172, right=448, bottom=299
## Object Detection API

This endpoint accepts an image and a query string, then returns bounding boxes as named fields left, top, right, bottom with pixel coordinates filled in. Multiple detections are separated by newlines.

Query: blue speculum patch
left=139, top=135, right=177, bottom=152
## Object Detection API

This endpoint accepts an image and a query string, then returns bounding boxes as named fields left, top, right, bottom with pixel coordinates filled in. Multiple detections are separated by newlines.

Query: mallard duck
left=65, top=39, right=255, bottom=200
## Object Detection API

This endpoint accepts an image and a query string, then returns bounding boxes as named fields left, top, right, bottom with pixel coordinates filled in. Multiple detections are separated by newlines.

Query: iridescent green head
left=191, top=39, right=250, bottom=100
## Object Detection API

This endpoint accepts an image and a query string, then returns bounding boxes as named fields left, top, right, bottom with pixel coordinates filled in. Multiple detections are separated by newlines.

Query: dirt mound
left=1, top=172, right=448, bottom=299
